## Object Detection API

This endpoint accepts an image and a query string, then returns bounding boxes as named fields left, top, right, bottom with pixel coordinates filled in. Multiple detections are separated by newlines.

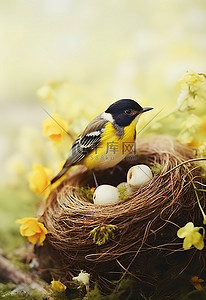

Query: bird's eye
left=125, top=109, right=132, bottom=115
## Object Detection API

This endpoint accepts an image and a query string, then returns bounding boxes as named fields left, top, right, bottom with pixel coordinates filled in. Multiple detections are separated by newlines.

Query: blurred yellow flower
left=190, top=275, right=204, bottom=290
left=37, top=84, right=53, bottom=101
left=180, top=72, right=206, bottom=88
left=178, top=114, right=201, bottom=147
left=197, top=141, right=206, bottom=158
left=177, top=90, right=195, bottom=112
left=181, top=114, right=201, bottom=134
left=28, top=163, right=52, bottom=195
left=50, top=280, right=67, bottom=292
left=16, top=217, right=48, bottom=245
left=177, top=222, right=205, bottom=250
left=42, top=113, right=68, bottom=143
left=177, top=72, right=206, bottom=111
left=178, top=131, right=199, bottom=148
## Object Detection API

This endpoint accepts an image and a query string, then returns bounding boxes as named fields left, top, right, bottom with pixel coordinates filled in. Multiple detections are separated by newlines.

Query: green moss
left=150, top=162, right=163, bottom=175
left=84, top=279, right=140, bottom=300
left=118, top=185, right=130, bottom=201
left=77, top=186, right=94, bottom=203
left=0, top=283, right=42, bottom=300
left=51, top=291, right=68, bottom=299
left=90, top=224, right=118, bottom=246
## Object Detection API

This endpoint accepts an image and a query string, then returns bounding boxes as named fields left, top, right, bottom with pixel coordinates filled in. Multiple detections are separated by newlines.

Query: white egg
left=93, top=185, right=119, bottom=205
left=127, top=164, right=153, bottom=189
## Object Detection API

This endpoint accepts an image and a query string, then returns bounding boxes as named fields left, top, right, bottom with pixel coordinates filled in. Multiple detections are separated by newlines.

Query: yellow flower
left=190, top=275, right=204, bottom=290
left=177, top=72, right=206, bottom=111
left=178, top=131, right=199, bottom=147
left=16, top=217, right=48, bottom=245
left=181, top=114, right=201, bottom=134
left=42, top=113, right=68, bottom=143
left=178, top=114, right=201, bottom=146
left=177, top=222, right=205, bottom=250
left=50, top=280, right=67, bottom=292
left=37, top=85, right=53, bottom=101
left=28, top=163, right=52, bottom=195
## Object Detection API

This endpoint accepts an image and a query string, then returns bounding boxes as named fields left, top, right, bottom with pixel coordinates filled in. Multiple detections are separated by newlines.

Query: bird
left=51, top=99, right=153, bottom=185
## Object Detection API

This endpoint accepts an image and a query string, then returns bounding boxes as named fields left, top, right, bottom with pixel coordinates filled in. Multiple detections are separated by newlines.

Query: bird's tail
left=51, top=165, right=70, bottom=185
left=51, top=152, right=75, bottom=185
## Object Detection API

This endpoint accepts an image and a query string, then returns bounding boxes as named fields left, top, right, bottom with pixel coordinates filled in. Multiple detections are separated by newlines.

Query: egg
left=93, top=184, right=119, bottom=205
left=127, top=164, right=153, bottom=189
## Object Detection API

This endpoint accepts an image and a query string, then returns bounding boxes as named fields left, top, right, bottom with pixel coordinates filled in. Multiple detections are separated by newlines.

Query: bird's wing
left=51, top=115, right=108, bottom=184
left=65, top=115, right=108, bottom=166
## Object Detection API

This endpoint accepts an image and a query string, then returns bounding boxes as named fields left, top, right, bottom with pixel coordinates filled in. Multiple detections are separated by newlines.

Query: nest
left=37, top=135, right=206, bottom=299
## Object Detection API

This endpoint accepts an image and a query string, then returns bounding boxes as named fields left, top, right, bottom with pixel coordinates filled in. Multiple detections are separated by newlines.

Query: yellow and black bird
left=51, top=99, right=153, bottom=185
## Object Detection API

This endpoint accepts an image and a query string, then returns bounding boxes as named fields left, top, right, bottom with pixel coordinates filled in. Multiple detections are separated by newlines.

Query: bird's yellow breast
left=82, top=120, right=137, bottom=170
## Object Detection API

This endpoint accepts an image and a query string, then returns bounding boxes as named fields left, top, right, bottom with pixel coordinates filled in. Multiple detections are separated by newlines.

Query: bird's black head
left=105, top=99, right=153, bottom=127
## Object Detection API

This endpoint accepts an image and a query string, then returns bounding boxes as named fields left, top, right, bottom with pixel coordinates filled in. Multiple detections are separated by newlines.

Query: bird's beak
left=141, top=107, right=153, bottom=113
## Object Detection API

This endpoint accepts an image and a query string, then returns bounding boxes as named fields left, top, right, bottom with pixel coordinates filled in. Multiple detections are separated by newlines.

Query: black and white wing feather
left=51, top=115, right=108, bottom=184
left=68, top=129, right=104, bottom=165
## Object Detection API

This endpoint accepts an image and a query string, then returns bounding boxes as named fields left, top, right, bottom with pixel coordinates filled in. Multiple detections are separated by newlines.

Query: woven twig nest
left=37, top=135, right=206, bottom=297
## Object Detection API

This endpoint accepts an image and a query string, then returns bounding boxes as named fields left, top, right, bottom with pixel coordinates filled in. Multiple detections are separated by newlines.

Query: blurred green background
left=1, top=0, right=206, bottom=250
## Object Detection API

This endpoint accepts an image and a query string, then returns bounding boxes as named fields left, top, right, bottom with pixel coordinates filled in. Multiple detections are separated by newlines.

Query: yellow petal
left=194, top=239, right=204, bottom=250
left=38, top=223, right=48, bottom=235
left=28, top=233, right=40, bottom=245
left=28, top=164, right=51, bottom=195
left=45, top=125, right=62, bottom=136
left=18, top=218, right=41, bottom=236
left=184, top=222, right=194, bottom=232
left=51, top=280, right=67, bottom=292
left=194, top=282, right=203, bottom=290
left=191, top=232, right=202, bottom=244
left=39, top=232, right=46, bottom=245
left=191, top=276, right=199, bottom=283
left=21, top=226, right=37, bottom=236
left=183, top=236, right=193, bottom=250
left=177, top=227, right=188, bottom=238
left=25, top=220, right=42, bottom=230
left=20, top=219, right=42, bottom=235
left=42, top=114, right=68, bottom=144
left=177, top=222, right=194, bottom=238
left=20, top=226, right=26, bottom=236
left=16, top=217, right=37, bottom=224
left=49, top=134, right=62, bottom=142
